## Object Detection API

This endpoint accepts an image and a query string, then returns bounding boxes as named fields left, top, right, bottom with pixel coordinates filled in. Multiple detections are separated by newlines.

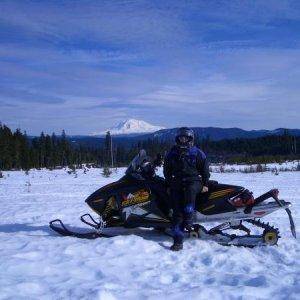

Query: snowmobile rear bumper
left=247, top=200, right=296, bottom=239
left=244, top=189, right=296, bottom=239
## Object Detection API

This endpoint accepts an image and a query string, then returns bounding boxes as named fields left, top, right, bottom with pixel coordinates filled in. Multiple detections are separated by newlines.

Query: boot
left=170, top=224, right=184, bottom=251
left=170, top=241, right=183, bottom=251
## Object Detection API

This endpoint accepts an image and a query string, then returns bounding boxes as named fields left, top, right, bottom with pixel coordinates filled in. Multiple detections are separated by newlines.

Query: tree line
left=0, top=124, right=97, bottom=170
left=0, top=123, right=299, bottom=171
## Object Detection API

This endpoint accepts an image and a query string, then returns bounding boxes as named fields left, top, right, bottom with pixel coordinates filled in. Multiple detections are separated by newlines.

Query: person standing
left=163, top=127, right=210, bottom=251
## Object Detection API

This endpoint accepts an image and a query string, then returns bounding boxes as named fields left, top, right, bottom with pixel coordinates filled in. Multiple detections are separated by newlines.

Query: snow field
left=210, top=160, right=300, bottom=173
left=0, top=167, right=299, bottom=299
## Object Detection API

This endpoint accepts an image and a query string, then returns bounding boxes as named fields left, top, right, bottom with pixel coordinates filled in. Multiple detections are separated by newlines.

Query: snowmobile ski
left=49, top=219, right=111, bottom=239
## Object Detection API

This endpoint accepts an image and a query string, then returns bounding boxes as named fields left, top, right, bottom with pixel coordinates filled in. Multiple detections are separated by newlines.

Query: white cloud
left=0, top=1, right=300, bottom=133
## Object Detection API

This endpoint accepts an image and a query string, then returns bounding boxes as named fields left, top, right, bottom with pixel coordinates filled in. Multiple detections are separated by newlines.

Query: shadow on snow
left=0, top=222, right=173, bottom=245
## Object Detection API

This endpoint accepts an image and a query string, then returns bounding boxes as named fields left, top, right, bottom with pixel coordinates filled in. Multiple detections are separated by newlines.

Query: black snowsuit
left=163, top=145, right=210, bottom=244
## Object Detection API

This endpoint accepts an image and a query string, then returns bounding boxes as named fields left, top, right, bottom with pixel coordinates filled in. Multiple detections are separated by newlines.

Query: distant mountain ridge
left=69, top=126, right=300, bottom=148
left=152, top=127, right=300, bottom=141
left=88, top=118, right=300, bottom=140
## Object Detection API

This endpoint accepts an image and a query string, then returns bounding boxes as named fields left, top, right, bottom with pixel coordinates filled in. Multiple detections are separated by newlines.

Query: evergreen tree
left=0, top=124, right=14, bottom=169
left=105, top=131, right=113, bottom=167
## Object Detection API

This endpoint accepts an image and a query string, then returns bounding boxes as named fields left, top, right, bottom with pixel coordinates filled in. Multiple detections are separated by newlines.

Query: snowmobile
left=50, top=150, right=296, bottom=247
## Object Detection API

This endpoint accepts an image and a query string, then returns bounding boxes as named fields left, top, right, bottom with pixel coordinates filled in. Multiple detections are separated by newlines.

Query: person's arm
left=163, top=152, right=173, bottom=186
left=197, top=150, right=210, bottom=188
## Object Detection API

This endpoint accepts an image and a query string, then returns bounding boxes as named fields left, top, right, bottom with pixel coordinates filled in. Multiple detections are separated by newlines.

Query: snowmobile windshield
left=125, top=149, right=150, bottom=176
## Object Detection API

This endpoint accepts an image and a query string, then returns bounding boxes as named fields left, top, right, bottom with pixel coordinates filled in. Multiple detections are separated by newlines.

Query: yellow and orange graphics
left=122, top=189, right=150, bottom=207
left=209, top=188, right=234, bottom=200
left=103, top=196, right=118, bottom=216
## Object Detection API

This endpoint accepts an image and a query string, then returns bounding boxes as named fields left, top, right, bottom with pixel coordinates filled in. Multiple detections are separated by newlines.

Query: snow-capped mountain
left=94, top=119, right=165, bottom=136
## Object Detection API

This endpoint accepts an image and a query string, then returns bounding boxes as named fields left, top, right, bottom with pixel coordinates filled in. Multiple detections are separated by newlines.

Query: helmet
left=175, top=127, right=194, bottom=148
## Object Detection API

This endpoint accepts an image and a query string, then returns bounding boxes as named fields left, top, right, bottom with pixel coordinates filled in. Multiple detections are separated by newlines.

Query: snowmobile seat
left=196, top=182, right=244, bottom=215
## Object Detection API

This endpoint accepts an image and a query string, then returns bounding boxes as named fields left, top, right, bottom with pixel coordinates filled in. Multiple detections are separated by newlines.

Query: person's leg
left=170, top=186, right=184, bottom=250
left=183, top=181, right=201, bottom=229
left=149, top=178, right=170, bottom=217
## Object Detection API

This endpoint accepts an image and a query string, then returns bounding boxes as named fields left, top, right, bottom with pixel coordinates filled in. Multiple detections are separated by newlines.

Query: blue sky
left=0, top=0, right=300, bottom=135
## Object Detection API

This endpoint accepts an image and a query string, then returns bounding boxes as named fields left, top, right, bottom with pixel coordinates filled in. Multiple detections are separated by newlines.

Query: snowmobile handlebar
left=153, top=153, right=163, bottom=167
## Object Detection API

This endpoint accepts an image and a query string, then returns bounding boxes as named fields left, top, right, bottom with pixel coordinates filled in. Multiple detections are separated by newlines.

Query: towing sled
left=50, top=150, right=296, bottom=247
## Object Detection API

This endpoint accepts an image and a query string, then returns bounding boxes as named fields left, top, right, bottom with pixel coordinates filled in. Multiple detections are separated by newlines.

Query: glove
left=201, top=186, right=208, bottom=193
left=166, top=187, right=171, bottom=195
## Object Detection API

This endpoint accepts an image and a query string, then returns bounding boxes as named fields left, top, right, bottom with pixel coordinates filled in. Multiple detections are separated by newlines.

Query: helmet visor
left=178, top=135, right=189, bottom=144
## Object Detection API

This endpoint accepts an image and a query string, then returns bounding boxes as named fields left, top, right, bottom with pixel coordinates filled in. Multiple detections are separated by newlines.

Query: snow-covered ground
left=210, top=160, right=300, bottom=173
left=0, top=167, right=299, bottom=300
